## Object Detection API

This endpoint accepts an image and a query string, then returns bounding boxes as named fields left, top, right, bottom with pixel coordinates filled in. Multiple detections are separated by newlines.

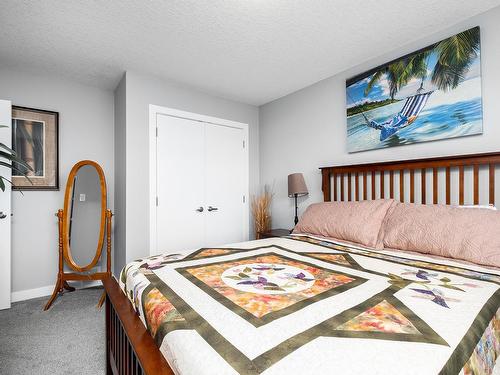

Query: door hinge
left=243, top=140, right=245, bottom=148
left=243, top=195, right=246, bottom=203
left=156, top=196, right=158, bottom=206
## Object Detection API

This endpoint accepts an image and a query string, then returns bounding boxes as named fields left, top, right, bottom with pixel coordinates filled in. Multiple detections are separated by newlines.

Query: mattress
left=119, top=235, right=500, bottom=374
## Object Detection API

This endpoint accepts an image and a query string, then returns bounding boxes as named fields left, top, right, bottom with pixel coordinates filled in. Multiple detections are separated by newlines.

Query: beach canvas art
left=346, top=27, right=482, bottom=153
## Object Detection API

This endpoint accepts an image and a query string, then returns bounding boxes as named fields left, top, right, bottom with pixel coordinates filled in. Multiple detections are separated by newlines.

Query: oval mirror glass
left=63, top=162, right=106, bottom=271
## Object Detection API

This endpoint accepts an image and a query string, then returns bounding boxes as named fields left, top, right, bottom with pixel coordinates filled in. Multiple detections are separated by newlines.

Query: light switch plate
left=79, top=194, right=86, bottom=202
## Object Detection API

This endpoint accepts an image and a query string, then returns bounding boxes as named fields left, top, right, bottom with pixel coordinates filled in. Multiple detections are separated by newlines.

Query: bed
left=104, top=151, right=500, bottom=375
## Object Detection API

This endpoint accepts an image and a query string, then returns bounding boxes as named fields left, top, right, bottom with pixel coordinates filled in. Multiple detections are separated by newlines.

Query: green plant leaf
left=0, top=150, right=33, bottom=170
left=0, top=150, right=15, bottom=159
left=440, top=277, right=451, bottom=283
left=0, top=176, right=20, bottom=194
left=0, top=126, right=34, bottom=191
left=0, top=143, right=17, bottom=155
left=0, top=161, right=32, bottom=178
left=238, top=272, right=249, bottom=278
left=243, top=267, right=252, bottom=273
left=0, top=160, right=26, bottom=175
left=0, top=156, right=31, bottom=174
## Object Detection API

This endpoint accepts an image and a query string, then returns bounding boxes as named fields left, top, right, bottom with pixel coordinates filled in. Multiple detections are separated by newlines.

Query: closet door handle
left=208, top=206, right=218, bottom=212
left=195, top=207, right=204, bottom=212
left=0, top=211, right=6, bottom=219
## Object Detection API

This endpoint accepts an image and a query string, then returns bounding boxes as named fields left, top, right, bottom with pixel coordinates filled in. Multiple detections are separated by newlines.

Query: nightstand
left=257, top=228, right=291, bottom=239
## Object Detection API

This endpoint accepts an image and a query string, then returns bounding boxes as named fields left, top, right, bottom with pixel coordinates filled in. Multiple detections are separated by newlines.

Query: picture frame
left=346, top=26, right=482, bottom=153
left=11, top=106, right=59, bottom=190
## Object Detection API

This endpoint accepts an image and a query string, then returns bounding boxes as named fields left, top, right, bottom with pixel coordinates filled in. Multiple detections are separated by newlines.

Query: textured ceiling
left=1, top=0, right=499, bottom=105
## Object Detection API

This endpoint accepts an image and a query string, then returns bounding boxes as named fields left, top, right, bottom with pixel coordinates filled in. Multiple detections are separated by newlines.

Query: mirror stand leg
left=62, top=280, right=75, bottom=292
left=45, top=209, right=66, bottom=311
left=44, top=277, right=62, bottom=311
left=97, top=290, right=106, bottom=309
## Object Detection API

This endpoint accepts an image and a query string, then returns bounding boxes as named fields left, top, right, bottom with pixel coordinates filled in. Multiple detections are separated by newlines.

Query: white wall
left=115, top=71, right=259, bottom=273
left=260, top=7, right=500, bottom=230
left=0, top=68, right=114, bottom=296
left=113, top=75, right=126, bottom=276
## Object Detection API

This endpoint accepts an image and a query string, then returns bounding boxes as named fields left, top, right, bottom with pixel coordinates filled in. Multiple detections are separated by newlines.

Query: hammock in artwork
left=367, top=92, right=433, bottom=141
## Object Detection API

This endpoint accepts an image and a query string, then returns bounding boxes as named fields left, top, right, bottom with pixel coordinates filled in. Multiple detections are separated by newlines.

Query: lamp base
left=294, top=193, right=299, bottom=226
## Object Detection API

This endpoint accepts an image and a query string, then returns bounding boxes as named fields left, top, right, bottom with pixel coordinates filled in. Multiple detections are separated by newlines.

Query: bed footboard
left=103, top=277, right=174, bottom=375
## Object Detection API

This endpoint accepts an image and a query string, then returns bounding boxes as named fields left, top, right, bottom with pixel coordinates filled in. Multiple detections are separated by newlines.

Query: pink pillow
left=293, top=199, right=395, bottom=249
left=382, top=203, right=500, bottom=268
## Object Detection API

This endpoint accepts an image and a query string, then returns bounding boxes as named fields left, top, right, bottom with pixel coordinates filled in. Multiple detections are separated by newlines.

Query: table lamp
left=288, top=173, right=308, bottom=226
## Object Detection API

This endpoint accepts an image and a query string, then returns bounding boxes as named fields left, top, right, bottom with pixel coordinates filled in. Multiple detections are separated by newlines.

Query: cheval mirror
left=44, top=160, right=112, bottom=310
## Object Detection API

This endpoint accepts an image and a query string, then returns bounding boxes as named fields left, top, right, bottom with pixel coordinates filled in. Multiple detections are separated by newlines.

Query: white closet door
left=0, top=100, right=12, bottom=310
left=205, top=123, right=246, bottom=246
left=156, top=114, right=205, bottom=253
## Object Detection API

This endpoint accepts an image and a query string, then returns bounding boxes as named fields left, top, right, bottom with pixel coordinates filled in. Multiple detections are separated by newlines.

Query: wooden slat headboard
left=320, top=152, right=500, bottom=206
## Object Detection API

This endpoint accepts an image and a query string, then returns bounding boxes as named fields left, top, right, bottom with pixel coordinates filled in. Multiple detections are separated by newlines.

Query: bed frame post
left=322, top=169, right=331, bottom=202
left=105, top=294, right=112, bottom=375
left=103, top=277, right=174, bottom=375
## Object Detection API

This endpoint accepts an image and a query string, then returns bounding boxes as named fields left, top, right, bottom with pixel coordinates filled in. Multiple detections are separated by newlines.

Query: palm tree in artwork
left=364, top=51, right=430, bottom=99
left=364, top=62, right=403, bottom=100
left=364, top=27, right=480, bottom=98
left=431, top=27, right=480, bottom=91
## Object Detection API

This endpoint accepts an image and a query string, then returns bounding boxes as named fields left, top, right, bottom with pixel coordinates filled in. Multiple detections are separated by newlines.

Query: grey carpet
left=0, top=287, right=105, bottom=375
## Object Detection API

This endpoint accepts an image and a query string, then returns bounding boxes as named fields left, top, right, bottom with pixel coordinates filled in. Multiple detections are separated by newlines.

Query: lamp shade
left=288, top=173, right=308, bottom=197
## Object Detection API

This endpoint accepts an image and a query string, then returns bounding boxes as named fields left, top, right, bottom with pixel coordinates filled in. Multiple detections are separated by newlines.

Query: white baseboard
left=11, top=280, right=103, bottom=303
left=11, top=285, right=54, bottom=303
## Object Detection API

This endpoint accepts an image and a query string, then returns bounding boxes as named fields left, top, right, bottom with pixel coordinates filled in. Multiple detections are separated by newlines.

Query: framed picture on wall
left=346, top=26, right=482, bottom=153
left=11, top=106, right=59, bottom=190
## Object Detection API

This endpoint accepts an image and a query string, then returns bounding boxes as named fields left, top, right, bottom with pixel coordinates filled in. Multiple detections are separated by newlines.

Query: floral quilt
left=120, top=235, right=500, bottom=374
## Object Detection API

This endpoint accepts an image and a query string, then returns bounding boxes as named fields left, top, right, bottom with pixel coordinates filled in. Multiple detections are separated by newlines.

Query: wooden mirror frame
left=63, top=160, right=107, bottom=272
left=44, top=160, right=113, bottom=310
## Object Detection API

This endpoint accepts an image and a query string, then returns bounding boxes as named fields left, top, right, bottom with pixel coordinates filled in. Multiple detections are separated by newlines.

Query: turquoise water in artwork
left=347, top=77, right=483, bottom=153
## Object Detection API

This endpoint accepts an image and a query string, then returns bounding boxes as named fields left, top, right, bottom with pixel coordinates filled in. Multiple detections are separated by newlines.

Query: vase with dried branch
left=251, top=185, right=273, bottom=239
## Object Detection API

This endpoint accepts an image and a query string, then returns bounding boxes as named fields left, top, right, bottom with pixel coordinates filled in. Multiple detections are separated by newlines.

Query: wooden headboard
left=320, top=152, right=500, bottom=206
